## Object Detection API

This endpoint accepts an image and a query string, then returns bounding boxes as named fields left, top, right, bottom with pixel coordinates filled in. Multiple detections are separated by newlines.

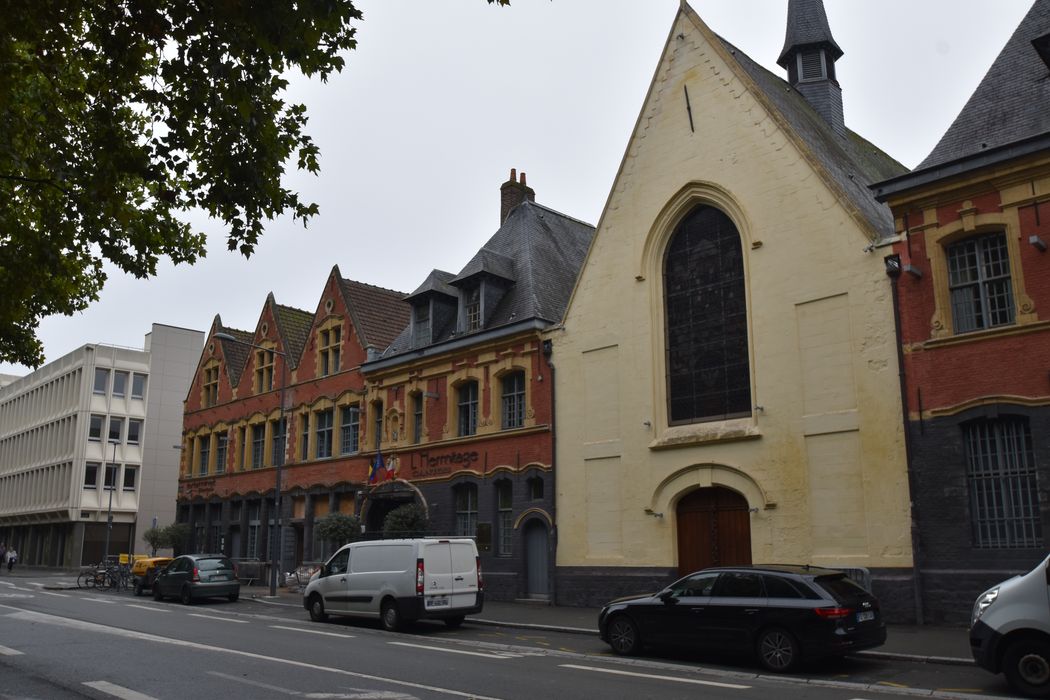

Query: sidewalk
left=9, top=567, right=972, bottom=666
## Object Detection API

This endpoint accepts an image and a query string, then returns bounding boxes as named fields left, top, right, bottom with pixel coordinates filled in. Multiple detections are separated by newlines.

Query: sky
left=0, top=0, right=1035, bottom=376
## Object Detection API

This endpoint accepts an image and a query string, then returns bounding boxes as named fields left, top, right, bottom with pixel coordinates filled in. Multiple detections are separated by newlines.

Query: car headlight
left=971, top=587, right=999, bottom=626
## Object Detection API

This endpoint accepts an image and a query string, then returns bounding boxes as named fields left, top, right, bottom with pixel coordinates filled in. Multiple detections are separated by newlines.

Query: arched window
left=664, top=205, right=751, bottom=424
left=500, top=371, right=526, bottom=430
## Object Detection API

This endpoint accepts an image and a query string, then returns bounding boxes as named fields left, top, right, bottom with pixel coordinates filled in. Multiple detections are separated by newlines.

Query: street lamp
left=213, top=332, right=287, bottom=597
left=103, top=438, right=119, bottom=564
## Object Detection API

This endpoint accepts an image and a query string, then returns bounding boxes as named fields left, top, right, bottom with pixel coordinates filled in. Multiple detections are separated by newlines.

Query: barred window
left=948, top=233, right=1015, bottom=333
left=496, top=481, right=513, bottom=557
left=664, top=206, right=751, bottom=423
left=455, top=484, right=478, bottom=538
left=966, top=417, right=1042, bottom=548
left=501, top=372, right=525, bottom=430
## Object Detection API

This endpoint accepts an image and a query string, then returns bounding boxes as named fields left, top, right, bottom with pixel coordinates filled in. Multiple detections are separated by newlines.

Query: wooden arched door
left=676, top=486, right=752, bottom=576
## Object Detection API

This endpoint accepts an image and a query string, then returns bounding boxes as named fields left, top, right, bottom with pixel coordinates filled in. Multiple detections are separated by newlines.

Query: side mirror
left=319, top=564, right=328, bottom=578
left=659, top=590, right=677, bottom=605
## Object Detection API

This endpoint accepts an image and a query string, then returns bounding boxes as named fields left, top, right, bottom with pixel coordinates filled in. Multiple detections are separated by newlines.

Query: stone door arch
left=676, top=486, right=752, bottom=576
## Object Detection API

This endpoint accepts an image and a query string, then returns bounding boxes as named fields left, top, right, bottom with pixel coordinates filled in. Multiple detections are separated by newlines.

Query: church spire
left=777, top=0, right=846, bottom=136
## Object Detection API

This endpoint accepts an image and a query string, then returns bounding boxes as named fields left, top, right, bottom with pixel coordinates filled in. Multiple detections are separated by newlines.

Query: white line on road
left=189, top=612, right=249, bottom=623
left=39, top=591, right=70, bottom=598
left=126, top=604, right=169, bottom=613
left=388, top=641, right=519, bottom=659
left=0, top=644, right=24, bottom=656
left=271, top=624, right=356, bottom=638
left=1, top=605, right=503, bottom=700
left=208, top=671, right=417, bottom=699
left=559, top=664, right=752, bottom=690
left=82, top=680, right=158, bottom=700
left=83, top=597, right=117, bottom=604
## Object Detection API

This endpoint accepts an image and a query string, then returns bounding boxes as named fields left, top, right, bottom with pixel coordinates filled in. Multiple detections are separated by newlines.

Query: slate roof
left=406, top=269, right=458, bottom=300
left=451, top=248, right=516, bottom=285
left=272, top=302, right=314, bottom=370
left=917, top=0, right=1050, bottom=170
left=339, top=278, right=412, bottom=350
left=717, top=34, right=906, bottom=239
left=778, top=0, right=842, bottom=66
left=214, top=319, right=254, bottom=387
left=380, top=201, right=595, bottom=360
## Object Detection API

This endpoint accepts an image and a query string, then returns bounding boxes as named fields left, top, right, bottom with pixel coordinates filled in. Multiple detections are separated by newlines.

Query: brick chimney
left=500, top=168, right=535, bottom=224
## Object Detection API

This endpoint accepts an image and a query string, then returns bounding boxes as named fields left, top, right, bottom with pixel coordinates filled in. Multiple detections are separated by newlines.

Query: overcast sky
left=0, top=0, right=1034, bottom=376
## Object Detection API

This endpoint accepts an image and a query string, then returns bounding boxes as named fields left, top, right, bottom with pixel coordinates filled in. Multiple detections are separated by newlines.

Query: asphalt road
left=0, top=577, right=1020, bottom=700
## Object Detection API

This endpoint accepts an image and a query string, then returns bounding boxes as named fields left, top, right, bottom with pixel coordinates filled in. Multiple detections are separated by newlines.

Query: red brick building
left=359, top=171, right=594, bottom=600
left=177, top=267, right=409, bottom=575
left=872, top=0, right=1050, bottom=623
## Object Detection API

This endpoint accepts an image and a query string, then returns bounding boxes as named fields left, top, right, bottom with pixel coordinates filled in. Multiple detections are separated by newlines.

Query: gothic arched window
left=664, top=205, right=751, bottom=424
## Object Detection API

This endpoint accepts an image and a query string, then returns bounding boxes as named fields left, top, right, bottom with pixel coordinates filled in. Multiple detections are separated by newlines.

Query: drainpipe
left=542, top=338, right=557, bottom=606
left=884, top=254, right=925, bottom=625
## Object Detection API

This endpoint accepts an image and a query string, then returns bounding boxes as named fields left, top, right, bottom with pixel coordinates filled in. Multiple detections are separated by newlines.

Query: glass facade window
left=966, top=417, right=1042, bottom=548
left=127, top=419, right=143, bottom=445
left=496, top=481, right=513, bottom=557
left=84, top=462, right=100, bottom=489
left=251, top=424, right=265, bottom=468
left=216, top=433, right=228, bottom=474
left=131, top=373, right=147, bottom=399
left=93, top=368, right=109, bottom=395
left=340, top=406, right=360, bottom=455
left=664, top=205, right=751, bottom=424
left=316, top=409, right=333, bottom=459
left=112, top=371, right=128, bottom=398
left=457, top=382, right=478, bottom=437
left=89, top=414, right=104, bottom=441
left=104, top=463, right=118, bottom=490
left=455, top=484, right=478, bottom=538
left=501, top=371, right=525, bottom=430
left=108, top=417, right=124, bottom=443
left=948, top=233, right=1015, bottom=333
left=123, top=466, right=137, bottom=491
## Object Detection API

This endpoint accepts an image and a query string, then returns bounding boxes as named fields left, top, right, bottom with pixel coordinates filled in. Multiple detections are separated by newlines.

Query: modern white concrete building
left=0, top=324, right=203, bottom=567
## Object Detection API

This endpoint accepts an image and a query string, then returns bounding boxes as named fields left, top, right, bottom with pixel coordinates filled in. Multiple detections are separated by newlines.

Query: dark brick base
left=919, top=569, right=1028, bottom=626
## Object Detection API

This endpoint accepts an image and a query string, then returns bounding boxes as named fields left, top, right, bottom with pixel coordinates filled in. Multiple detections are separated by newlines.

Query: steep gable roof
left=778, top=0, right=842, bottom=66
left=338, top=277, right=412, bottom=351
left=270, top=297, right=313, bottom=370
left=918, top=0, right=1050, bottom=170
left=213, top=316, right=253, bottom=387
left=406, top=269, right=458, bottom=300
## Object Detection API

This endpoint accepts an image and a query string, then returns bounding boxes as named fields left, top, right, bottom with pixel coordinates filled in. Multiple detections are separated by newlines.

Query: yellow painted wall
left=554, top=8, right=913, bottom=572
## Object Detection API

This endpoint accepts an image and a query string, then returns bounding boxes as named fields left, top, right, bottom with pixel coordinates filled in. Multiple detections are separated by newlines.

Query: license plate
left=857, top=610, right=875, bottom=623
left=427, top=595, right=449, bottom=608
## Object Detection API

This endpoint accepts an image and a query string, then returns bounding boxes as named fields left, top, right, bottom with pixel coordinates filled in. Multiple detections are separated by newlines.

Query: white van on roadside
left=303, top=538, right=483, bottom=631
left=970, top=553, right=1050, bottom=698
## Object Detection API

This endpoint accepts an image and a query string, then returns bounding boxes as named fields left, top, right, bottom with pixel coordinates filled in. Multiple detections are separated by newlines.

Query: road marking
left=126, top=604, right=169, bottom=613
left=83, top=680, right=158, bottom=700
left=0, top=593, right=33, bottom=599
left=39, top=591, right=70, bottom=598
left=559, top=664, right=751, bottom=690
left=83, top=597, right=117, bottom=604
left=208, top=671, right=417, bottom=698
left=2, top=606, right=503, bottom=700
left=0, top=644, right=24, bottom=656
left=388, top=641, right=519, bottom=659
left=189, top=613, right=248, bottom=623
left=271, top=625, right=356, bottom=639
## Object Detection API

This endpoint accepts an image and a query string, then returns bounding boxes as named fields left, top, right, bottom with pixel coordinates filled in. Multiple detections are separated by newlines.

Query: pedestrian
left=5, top=547, right=16, bottom=572
left=0, top=543, right=5, bottom=574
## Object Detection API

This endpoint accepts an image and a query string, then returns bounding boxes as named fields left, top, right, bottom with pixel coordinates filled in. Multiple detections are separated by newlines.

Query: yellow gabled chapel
left=552, top=0, right=918, bottom=620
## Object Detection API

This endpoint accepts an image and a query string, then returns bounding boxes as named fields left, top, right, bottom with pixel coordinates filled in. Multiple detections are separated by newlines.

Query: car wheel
left=444, top=615, right=465, bottom=629
left=180, top=585, right=193, bottom=606
left=133, top=580, right=144, bottom=597
left=227, top=591, right=239, bottom=603
left=757, top=627, right=800, bottom=673
left=1003, top=637, right=1050, bottom=698
left=381, top=600, right=401, bottom=632
left=607, top=614, right=642, bottom=656
left=308, top=594, right=328, bottom=622
left=152, top=584, right=164, bottom=601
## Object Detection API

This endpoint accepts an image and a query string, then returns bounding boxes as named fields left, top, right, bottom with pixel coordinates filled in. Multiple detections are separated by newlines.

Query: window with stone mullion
left=948, top=233, right=1015, bottom=333
left=458, top=382, right=478, bottom=437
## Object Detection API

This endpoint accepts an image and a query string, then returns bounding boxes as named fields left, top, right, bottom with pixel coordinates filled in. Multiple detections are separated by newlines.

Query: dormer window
left=465, top=288, right=481, bottom=332
left=319, top=325, right=341, bottom=377
left=254, top=348, right=274, bottom=393
left=202, top=362, right=219, bottom=407
left=413, top=304, right=431, bottom=346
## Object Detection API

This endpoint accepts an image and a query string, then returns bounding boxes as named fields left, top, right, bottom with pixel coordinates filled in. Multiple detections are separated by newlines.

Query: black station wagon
left=598, top=564, right=886, bottom=672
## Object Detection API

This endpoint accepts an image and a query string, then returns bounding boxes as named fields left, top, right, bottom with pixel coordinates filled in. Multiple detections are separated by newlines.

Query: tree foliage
left=382, top=503, right=429, bottom=538
left=142, top=522, right=191, bottom=555
left=314, top=513, right=362, bottom=550
left=1, top=0, right=508, bottom=367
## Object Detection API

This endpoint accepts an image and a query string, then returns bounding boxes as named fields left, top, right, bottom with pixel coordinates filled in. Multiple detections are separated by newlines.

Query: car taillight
left=476, top=556, right=483, bottom=591
left=814, top=607, right=852, bottom=619
left=191, top=567, right=200, bottom=582
left=416, top=558, right=424, bottom=595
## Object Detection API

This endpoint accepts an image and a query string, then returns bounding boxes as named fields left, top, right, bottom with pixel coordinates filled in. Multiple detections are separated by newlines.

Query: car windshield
left=197, top=557, right=233, bottom=571
left=814, top=574, right=868, bottom=602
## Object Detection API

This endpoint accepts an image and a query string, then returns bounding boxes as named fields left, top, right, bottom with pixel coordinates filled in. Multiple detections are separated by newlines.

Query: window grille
left=966, top=417, right=1042, bottom=548
left=455, top=484, right=478, bottom=537
left=497, top=482, right=513, bottom=557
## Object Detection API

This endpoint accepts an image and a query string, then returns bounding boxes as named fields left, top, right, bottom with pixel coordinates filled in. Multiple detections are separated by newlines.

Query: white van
left=970, top=553, right=1050, bottom=698
left=303, top=538, right=483, bottom=631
